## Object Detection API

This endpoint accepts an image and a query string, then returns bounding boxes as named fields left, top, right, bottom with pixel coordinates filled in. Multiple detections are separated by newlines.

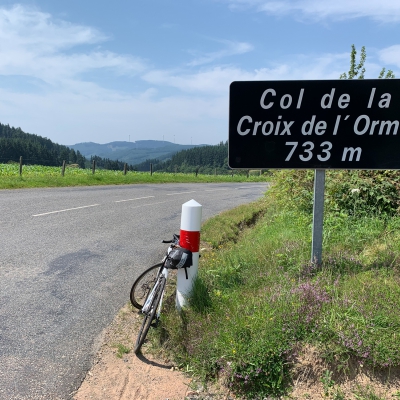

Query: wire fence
left=0, top=157, right=263, bottom=178
left=0, top=157, right=131, bottom=176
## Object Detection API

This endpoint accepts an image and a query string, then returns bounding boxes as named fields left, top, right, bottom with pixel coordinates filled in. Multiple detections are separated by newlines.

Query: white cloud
left=0, top=5, right=103, bottom=52
left=187, top=40, right=253, bottom=67
left=0, top=86, right=228, bottom=145
left=0, top=44, right=394, bottom=146
left=0, top=5, right=146, bottom=85
left=379, top=45, right=400, bottom=68
left=142, top=52, right=354, bottom=95
left=224, top=0, right=400, bottom=22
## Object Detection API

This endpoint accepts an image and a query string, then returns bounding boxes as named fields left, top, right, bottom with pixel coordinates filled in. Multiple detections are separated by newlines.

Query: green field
left=0, top=163, right=268, bottom=189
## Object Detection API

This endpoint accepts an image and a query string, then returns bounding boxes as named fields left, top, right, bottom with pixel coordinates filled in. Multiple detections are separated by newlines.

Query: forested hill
left=68, top=140, right=206, bottom=166
left=133, top=141, right=230, bottom=174
left=0, top=122, right=230, bottom=173
left=0, top=123, right=86, bottom=167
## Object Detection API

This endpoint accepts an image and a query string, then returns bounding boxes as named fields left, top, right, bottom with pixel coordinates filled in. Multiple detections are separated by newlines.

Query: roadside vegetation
left=150, top=169, right=400, bottom=399
left=0, top=163, right=268, bottom=189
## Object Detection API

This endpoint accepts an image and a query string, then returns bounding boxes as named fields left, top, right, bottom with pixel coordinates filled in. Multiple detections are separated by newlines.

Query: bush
left=269, top=169, right=400, bottom=217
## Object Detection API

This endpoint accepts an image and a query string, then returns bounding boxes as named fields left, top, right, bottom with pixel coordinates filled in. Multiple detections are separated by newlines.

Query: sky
left=0, top=1, right=399, bottom=146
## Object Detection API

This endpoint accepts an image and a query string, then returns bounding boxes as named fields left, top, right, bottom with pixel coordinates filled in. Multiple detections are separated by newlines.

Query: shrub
left=268, top=169, right=400, bottom=217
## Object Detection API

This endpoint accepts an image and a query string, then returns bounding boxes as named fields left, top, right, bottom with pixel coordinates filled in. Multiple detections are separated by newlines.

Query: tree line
left=0, top=123, right=234, bottom=174
left=0, top=123, right=135, bottom=170
left=89, top=155, right=135, bottom=171
left=133, top=141, right=234, bottom=174
left=0, top=123, right=86, bottom=167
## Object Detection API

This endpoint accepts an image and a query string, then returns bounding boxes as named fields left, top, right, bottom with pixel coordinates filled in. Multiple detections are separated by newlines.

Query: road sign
left=229, top=79, right=400, bottom=169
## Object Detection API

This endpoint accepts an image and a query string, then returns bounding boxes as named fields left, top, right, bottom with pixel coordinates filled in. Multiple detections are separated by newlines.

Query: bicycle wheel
left=130, top=263, right=162, bottom=310
left=134, top=275, right=166, bottom=354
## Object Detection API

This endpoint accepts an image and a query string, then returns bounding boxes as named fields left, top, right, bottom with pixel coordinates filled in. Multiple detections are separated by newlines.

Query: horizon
left=0, top=1, right=399, bottom=146
left=67, top=138, right=212, bottom=146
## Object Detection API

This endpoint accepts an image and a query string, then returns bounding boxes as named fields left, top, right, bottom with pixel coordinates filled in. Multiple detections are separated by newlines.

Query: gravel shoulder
left=72, top=303, right=235, bottom=400
left=72, top=303, right=191, bottom=400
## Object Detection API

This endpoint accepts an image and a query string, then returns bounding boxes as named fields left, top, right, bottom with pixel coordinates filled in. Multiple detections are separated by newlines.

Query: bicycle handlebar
left=161, top=233, right=180, bottom=244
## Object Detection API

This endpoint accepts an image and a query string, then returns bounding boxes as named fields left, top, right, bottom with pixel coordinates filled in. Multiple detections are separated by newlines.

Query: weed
left=114, top=343, right=130, bottom=358
left=321, top=370, right=335, bottom=397
left=353, top=385, right=386, bottom=399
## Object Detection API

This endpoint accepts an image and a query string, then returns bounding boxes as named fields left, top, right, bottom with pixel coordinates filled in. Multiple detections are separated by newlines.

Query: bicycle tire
left=134, top=275, right=166, bottom=354
left=130, top=263, right=162, bottom=310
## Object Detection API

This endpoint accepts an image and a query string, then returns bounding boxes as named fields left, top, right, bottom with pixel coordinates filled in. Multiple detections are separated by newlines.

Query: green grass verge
left=154, top=194, right=400, bottom=399
left=0, top=164, right=269, bottom=189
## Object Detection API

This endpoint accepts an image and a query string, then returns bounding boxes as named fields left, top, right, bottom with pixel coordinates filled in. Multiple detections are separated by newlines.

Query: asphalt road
left=0, top=182, right=268, bottom=399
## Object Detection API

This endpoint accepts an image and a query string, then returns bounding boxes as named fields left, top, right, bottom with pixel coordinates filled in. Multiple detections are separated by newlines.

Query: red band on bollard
left=179, top=230, right=200, bottom=252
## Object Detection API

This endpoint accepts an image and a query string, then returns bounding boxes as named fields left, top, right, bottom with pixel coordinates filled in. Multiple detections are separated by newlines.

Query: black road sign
left=228, top=79, right=400, bottom=169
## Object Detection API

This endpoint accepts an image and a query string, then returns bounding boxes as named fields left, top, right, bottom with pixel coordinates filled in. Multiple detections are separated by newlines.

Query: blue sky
left=0, top=0, right=399, bottom=146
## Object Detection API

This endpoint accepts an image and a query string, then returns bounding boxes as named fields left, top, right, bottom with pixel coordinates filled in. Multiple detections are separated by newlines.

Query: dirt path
left=73, top=304, right=194, bottom=400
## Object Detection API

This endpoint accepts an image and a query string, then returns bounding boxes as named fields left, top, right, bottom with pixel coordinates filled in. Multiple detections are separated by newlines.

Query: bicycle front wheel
left=134, top=275, right=166, bottom=354
left=130, top=263, right=162, bottom=310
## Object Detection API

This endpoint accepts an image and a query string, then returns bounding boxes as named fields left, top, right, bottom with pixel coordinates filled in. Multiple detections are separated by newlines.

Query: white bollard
left=176, top=199, right=202, bottom=310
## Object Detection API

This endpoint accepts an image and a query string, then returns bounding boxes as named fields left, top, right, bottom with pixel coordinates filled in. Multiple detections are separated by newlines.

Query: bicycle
left=130, top=233, right=192, bottom=354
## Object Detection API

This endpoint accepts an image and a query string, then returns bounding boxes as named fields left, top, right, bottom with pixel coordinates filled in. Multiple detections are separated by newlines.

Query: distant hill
left=0, top=121, right=227, bottom=174
left=68, top=140, right=207, bottom=165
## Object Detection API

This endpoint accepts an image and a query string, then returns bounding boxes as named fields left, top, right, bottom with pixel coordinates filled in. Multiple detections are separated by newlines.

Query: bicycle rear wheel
left=130, top=263, right=162, bottom=310
left=134, top=275, right=166, bottom=354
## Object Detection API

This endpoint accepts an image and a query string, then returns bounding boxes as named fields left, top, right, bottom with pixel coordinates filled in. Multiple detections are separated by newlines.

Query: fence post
left=19, top=156, right=23, bottom=176
left=150, top=163, right=153, bottom=176
left=61, top=160, right=66, bottom=176
left=176, top=199, right=202, bottom=310
left=92, top=160, right=96, bottom=174
left=124, top=163, right=127, bottom=175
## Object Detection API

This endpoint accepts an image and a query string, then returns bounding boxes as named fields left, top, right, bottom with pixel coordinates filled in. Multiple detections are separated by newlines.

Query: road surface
left=0, top=182, right=267, bottom=399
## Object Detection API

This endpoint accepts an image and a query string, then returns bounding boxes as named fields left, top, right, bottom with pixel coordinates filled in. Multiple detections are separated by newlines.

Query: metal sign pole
left=311, top=169, right=325, bottom=265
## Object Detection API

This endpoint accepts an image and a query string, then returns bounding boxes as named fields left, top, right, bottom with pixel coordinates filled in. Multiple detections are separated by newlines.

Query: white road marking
left=166, top=191, right=196, bottom=196
left=129, top=200, right=176, bottom=208
left=205, top=188, right=229, bottom=192
left=235, top=185, right=268, bottom=189
left=115, top=196, right=155, bottom=203
left=32, top=204, right=100, bottom=217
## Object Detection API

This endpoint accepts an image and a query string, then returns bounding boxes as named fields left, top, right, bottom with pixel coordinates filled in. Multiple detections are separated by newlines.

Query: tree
left=340, top=44, right=395, bottom=80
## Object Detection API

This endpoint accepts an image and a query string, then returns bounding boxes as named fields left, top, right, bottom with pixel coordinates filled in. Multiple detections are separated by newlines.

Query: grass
left=114, top=343, right=131, bottom=358
left=154, top=192, right=400, bottom=399
left=0, top=163, right=269, bottom=189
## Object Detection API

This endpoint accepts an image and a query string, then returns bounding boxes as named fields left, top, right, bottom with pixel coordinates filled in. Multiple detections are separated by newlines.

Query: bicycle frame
left=155, top=267, right=168, bottom=320
left=141, top=266, right=168, bottom=314
left=141, top=242, right=174, bottom=315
